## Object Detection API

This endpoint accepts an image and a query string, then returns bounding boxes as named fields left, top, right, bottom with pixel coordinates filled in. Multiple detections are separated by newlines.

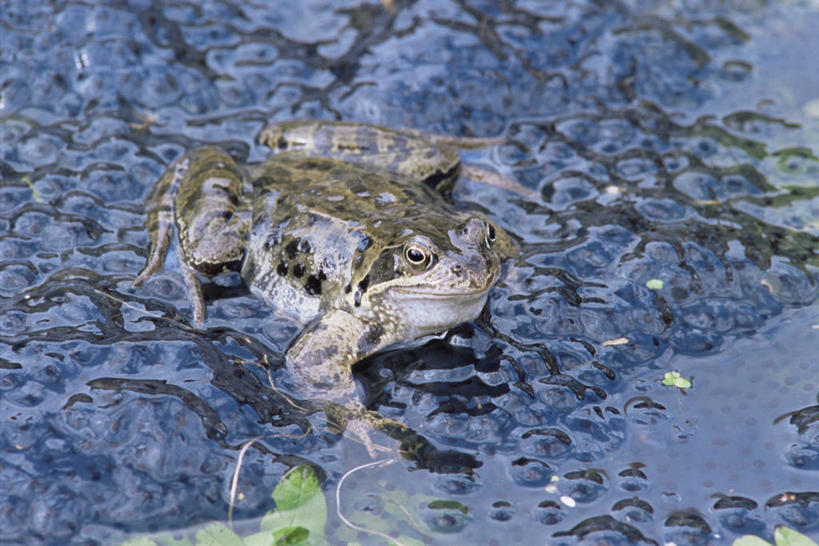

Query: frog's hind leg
left=133, top=157, right=190, bottom=287
left=258, top=120, right=466, bottom=194
left=257, top=120, right=534, bottom=197
left=134, top=147, right=248, bottom=326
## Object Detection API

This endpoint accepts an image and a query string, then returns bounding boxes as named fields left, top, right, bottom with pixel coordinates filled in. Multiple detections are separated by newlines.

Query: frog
left=133, top=120, right=518, bottom=454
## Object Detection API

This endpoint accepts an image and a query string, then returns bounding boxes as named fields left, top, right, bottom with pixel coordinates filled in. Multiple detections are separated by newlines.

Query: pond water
left=1, top=1, right=818, bottom=544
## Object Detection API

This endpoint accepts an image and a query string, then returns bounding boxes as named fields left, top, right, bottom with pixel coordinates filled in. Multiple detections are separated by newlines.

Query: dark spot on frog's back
left=285, top=239, right=299, bottom=259
left=422, top=164, right=458, bottom=192
left=276, top=261, right=288, bottom=276
left=293, top=263, right=305, bottom=278
left=285, top=238, right=311, bottom=259
left=263, top=232, right=279, bottom=251
left=304, top=274, right=322, bottom=295
left=297, top=158, right=333, bottom=172
left=253, top=175, right=276, bottom=188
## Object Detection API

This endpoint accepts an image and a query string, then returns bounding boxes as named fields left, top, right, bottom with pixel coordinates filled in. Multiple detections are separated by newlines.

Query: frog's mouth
left=389, top=286, right=492, bottom=299
left=387, top=270, right=499, bottom=299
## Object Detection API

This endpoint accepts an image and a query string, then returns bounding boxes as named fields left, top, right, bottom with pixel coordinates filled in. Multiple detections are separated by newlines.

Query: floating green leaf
left=775, top=525, right=819, bottom=546
left=194, top=522, right=244, bottom=546
left=121, top=533, right=195, bottom=546
left=662, top=371, right=692, bottom=389
left=120, top=539, right=160, bottom=546
left=272, top=526, right=309, bottom=545
left=732, top=525, right=819, bottom=546
left=733, top=536, right=773, bottom=546
left=155, top=534, right=193, bottom=546
left=260, top=465, right=326, bottom=542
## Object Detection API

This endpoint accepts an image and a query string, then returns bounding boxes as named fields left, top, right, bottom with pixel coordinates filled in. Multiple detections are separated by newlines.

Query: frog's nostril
left=451, top=264, right=463, bottom=275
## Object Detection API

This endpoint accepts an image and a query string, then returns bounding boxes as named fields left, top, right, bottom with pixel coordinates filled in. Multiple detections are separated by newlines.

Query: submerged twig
left=227, top=429, right=310, bottom=526
left=336, top=457, right=406, bottom=546
left=229, top=437, right=263, bottom=526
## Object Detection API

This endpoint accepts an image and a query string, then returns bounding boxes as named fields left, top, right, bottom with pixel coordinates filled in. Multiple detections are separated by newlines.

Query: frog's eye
left=404, top=242, right=432, bottom=268
left=483, top=221, right=497, bottom=247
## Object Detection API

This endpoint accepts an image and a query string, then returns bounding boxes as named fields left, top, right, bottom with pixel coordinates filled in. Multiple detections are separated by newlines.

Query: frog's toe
left=324, top=403, right=398, bottom=458
left=132, top=272, right=148, bottom=288
left=345, top=417, right=392, bottom=458
left=133, top=219, right=173, bottom=287
left=132, top=262, right=160, bottom=287
left=172, top=261, right=207, bottom=327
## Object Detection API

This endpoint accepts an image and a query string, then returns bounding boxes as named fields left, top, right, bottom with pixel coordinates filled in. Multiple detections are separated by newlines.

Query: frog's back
left=242, top=154, right=461, bottom=324
left=255, top=154, right=457, bottom=224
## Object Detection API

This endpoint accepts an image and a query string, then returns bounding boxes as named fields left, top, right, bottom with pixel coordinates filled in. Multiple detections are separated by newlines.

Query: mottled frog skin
left=134, top=121, right=517, bottom=451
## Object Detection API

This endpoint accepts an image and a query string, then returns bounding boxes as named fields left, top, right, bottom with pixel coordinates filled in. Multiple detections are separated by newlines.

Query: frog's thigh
left=258, top=120, right=462, bottom=188
left=174, top=146, right=247, bottom=270
left=285, top=310, right=390, bottom=404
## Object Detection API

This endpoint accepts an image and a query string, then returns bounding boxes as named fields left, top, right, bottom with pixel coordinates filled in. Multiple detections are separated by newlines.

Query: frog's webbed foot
left=460, top=164, right=536, bottom=199
left=396, top=129, right=506, bottom=149
left=325, top=403, right=408, bottom=458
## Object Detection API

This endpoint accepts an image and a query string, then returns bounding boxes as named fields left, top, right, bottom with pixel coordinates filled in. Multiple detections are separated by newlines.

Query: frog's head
left=355, top=215, right=517, bottom=337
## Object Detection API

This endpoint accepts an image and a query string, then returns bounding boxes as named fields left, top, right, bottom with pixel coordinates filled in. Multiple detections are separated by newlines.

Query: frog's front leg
left=285, top=309, right=394, bottom=403
left=134, top=146, right=248, bottom=326
left=284, top=309, right=406, bottom=455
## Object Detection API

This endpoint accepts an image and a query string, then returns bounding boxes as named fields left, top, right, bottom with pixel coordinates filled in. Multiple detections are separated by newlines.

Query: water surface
left=1, top=1, right=818, bottom=544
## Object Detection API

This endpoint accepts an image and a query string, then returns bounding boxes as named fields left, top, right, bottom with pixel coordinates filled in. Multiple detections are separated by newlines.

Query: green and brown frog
left=133, top=120, right=518, bottom=453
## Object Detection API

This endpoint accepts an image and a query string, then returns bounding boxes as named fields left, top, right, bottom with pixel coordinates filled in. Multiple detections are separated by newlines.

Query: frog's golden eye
left=483, top=221, right=497, bottom=246
left=404, top=242, right=432, bottom=268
